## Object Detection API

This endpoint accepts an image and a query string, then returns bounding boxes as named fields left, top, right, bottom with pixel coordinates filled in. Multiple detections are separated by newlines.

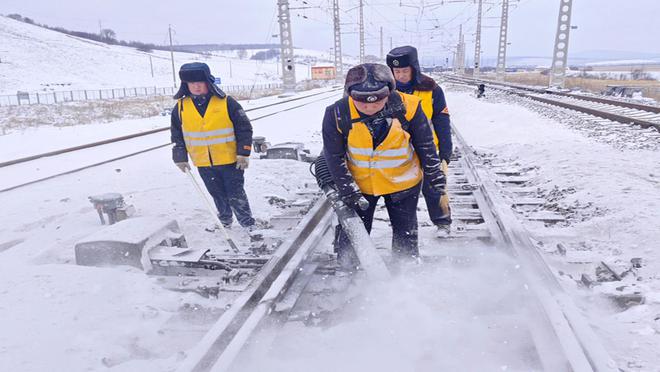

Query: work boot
left=435, top=223, right=451, bottom=238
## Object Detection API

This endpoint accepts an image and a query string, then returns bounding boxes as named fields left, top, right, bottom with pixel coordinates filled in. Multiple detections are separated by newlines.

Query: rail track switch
left=75, top=217, right=187, bottom=270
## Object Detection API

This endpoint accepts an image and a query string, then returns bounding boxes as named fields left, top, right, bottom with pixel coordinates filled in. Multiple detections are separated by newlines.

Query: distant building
left=311, top=66, right=336, bottom=80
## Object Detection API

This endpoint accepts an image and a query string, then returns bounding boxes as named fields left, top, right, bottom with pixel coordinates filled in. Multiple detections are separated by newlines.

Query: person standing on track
left=387, top=45, right=454, bottom=237
left=170, top=62, right=256, bottom=229
left=322, top=63, right=446, bottom=268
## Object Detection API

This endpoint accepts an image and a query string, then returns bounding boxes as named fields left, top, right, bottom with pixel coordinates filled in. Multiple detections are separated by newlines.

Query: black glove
left=341, top=191, right=370, bottom=211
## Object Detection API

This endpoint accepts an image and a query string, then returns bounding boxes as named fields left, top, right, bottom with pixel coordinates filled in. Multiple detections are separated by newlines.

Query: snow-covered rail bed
left=172, top=125, right=617, bottom=372
left=0, top=88, right=341, bottom=192
left=444, top=75, right=660, bottom=131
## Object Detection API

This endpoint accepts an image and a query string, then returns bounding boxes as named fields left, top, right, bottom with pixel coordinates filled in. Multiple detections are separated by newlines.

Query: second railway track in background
left=0, top=88, right=342, bottom=193
left=446, top=75, right=660, bottom=131
left=171, top=123, right=618, bottom=372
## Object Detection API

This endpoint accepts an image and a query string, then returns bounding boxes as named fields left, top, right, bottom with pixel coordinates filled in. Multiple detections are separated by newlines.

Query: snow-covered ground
left=2, top=75, right=660, bottom=370
left=448, top=85, right=660, bottom=370
left=0, top=16, right=344, bottom=95
left=0, top=89, right=341, bottom=371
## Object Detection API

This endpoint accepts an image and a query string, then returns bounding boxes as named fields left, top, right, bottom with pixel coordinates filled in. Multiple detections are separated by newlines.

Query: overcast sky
left=3, top=0, right=659, bottom=62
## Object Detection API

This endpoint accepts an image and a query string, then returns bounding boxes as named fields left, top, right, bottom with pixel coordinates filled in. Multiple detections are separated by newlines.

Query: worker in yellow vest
left=387, top=46, right=453, bottom=237
left=322, top=63, right=446, bottom=267
left=170, top=62, right=255, bottom=228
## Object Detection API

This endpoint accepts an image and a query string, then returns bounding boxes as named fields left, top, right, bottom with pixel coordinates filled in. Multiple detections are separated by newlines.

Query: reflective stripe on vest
left=180, top=96, right=237, bottom=167
left=345, top=93, right=423, bottom=196
left=412, top=90, right=439, bottom=150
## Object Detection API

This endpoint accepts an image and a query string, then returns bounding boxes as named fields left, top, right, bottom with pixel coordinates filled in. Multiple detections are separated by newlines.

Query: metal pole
left=332, top=0, right=344, bottom=83
left=496, top=0, right=509, bottom=81
left=358, top=0, right=365, bottom=63
left=149, top=55, right=154, bottom=78
left=380, top=26, right=383, bottom=60
left=457, top=24, right=465, bottom=75
left=390, top=36, right=393, bottom=51
left=474, top=0, right=483, bottom=76
left=549, top=0, right=573, bottom=89
left=168, top=25, right=177, bottom=88
left=277, top=0, right=297, bottom=93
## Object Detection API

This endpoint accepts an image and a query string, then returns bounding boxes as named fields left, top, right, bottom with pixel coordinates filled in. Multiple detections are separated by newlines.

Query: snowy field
left=0, top=16, right=344, bottom=95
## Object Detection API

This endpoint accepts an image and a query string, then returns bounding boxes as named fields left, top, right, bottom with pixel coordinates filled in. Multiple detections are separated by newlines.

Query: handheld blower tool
left=312, top=154, right=390, bottom=280
left=439, top=160, right=450, bottom=218
left=185, top=168, right=241, bottom=253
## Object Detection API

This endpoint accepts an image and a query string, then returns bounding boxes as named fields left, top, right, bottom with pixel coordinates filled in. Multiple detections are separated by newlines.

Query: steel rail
left=452, top=124, right=618, bottom=372
left=175, top=198, right=333, bottom=372
left=447, top=75, right=660, bottom=113
left=0, top=88, right=342, bottom=168
left=444, top=75, right=660, bottom=130
left=0, top=91, right=342, bottom=193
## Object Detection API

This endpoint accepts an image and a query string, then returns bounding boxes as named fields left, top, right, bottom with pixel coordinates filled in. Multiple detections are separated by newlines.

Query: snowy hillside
left=0, top=16, right=342, bottom=95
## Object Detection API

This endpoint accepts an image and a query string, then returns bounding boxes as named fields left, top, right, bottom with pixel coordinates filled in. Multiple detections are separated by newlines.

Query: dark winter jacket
left=397, top=74, right=453, bottom=163
left=321, top=93, right=445, bottom=198
left=170, top=94, right=253, bottom=164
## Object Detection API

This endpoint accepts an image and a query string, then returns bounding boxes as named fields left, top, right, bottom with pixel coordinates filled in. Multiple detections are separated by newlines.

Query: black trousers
left=334, top=183, right=421, bottom=257
left=198, top=163, right=255, bottom=227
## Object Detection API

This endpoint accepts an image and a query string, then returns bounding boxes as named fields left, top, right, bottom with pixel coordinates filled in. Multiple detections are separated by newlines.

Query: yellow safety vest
left=345, top=93, right=423, bottom=196
left=412, top=90, right=439, bottom=149
left=179, top=95, right=237, bottom=167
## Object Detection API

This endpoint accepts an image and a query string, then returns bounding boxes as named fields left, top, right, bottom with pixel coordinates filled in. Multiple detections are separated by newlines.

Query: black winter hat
left=344, top=63, right=396, bottom=103
left=173, top=62, right=226, bottom=99
left=386, top=45, right=422, bottom=85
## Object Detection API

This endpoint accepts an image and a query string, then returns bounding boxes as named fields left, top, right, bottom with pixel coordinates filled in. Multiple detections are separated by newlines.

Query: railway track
left=170, top=123, right=618, bottom=372
left=445, top=75, right=660, bottom=131
left=0, top=88, right=342, bottom=193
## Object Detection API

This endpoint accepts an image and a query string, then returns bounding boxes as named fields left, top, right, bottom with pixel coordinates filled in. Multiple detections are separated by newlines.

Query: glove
left=175, top=162, right=190, bottom=173
left=341, top=191, right=370, bottom=211
left=236, top=156, right=249, bottom=170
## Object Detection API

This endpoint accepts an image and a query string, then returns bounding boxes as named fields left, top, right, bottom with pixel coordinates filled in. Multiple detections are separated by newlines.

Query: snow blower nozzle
left=312, top=153, right=390, bottom=280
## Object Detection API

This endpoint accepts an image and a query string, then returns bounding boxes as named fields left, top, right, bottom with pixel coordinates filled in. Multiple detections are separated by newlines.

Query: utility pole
left=149, top=55, right=154, bottom=78
left=456, top=24, right=465, bottom=75
left=549, top=0, right=573, bottom=88
left=473, top=0, right=483, bottom=76
left=168, top=25, right=177, bottom=88
left=496, top=0, right=509, bottom=82
left=277, top=0, right=297, bottom=93
left=332, top=0, right=343, bottom=83
left=380, top=27, right=384, bottom=59
left=359, top=0, right=365, bottom=63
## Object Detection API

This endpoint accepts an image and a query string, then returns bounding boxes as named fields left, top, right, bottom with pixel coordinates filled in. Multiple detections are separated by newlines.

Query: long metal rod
left=185, top=169, right=240, bottom=253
